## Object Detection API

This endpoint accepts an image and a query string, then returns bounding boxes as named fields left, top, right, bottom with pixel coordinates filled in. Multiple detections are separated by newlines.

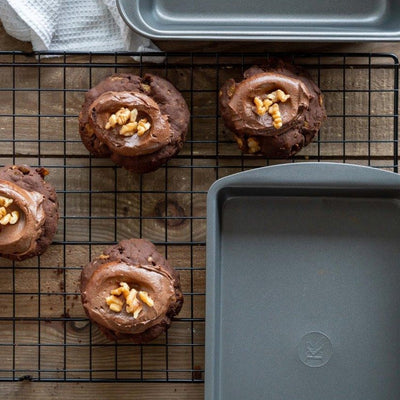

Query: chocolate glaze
left=79, top=74, right=190, bottom=173
left=226, top=73, right=311, bottom=136
left=219, top=59, right=326, bottom=158
left=81, top=238, right=183, bottom=343
left=0, top=165, right=59, bottom=261
left=82, top=261, right=175, bottom=335
left=89, top=91, right=171, bottom=157
left=0, top=180, right=45, bottom=258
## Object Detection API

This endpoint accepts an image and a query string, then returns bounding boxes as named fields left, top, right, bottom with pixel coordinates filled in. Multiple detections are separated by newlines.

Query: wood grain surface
left=0, top=21, right=399, bottom=399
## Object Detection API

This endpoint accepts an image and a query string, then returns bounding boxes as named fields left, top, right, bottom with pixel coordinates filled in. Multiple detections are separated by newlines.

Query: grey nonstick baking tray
left=206, top=163, right=400, bottom=400
left=117, top=0, right=400, bottom=41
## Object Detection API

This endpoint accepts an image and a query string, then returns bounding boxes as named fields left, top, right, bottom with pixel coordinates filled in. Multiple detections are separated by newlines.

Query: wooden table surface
left=0, top=21, right=399, bottom=399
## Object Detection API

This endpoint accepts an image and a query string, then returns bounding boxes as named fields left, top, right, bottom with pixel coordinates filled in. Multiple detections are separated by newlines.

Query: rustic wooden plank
left=2, top=382, right=204, bottom=400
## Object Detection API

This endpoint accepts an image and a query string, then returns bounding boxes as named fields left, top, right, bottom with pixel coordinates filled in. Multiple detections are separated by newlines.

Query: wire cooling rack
left=0, top=51, right=398, bottom=382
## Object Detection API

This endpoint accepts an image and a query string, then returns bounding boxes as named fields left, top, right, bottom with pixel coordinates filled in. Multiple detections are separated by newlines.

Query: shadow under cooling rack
left=0, top=51, right=397, bottom=382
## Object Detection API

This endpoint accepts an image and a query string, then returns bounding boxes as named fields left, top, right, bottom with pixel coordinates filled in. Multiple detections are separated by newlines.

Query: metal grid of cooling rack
left=0, top=51, right=397, bottom=382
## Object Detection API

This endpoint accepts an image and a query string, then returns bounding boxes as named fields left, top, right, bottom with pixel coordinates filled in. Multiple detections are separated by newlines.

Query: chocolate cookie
left=79, top=74, right=190, bottom=174
left=0, top=165, right=59, bottom=260
left=219, top=58, right=326, bottom=158
left=80, top=239, right=183, bottom=343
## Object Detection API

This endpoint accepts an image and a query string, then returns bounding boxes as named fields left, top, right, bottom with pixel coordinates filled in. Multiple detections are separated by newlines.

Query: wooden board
left=0, top=21, right=399, bottom=400
left=2, top=382, right=204, bottom=400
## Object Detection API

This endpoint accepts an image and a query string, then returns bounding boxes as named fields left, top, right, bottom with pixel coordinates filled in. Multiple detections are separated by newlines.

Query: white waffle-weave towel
left=0, top=0, right=160, bottom=53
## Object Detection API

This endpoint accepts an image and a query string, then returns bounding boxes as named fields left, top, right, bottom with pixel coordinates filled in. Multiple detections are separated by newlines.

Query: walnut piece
left=111, top=282, right=130, bottom=297
left=9, top=211, right=19, bottom=225
left=98, top=254, right=110, bottom=260
left=105, top=107, right=151, bottom=137
left=120, top=122, right=138, bottom=136
left=106, top=295, right=123, bottom=312
left=247, top=137, right=261, bottom=154
left=130, top=108, right=138, bottom=123
left=253, top=89, right=290, bottom=129
left=105, top=114, right=117, bottom=130
left=115, top=107, right=130, bottom=125
left=139, top=291, right=154, bottom=307
left=0, top=196, right=13, bottom=208
left=106, top=281, right=154, bottom=318
left=268, top=103, right=283, bottom=129
left=253, top=96, right=270, bottom=116
left=141, top=83, right=151, bottom=93
left=136, top=119, right=151, bottom=136
left=126, top=288, right=140, bottom=315
left=227, top=83, right=236, bottom=98
left=234, top=134, right=244, bottom=148
left=0, top=196, right=19, bottom=226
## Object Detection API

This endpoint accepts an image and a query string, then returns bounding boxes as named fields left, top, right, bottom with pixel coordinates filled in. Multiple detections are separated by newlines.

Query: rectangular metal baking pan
left=117, top=0, right=400, bottom=41
left=206, top=163, right=400, bottom=400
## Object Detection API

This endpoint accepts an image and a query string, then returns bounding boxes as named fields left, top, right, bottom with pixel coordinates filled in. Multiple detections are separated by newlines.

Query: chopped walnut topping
left=0, top=196, right=13, bottom=208
left=136, top=119, right=151, bottom=136
left=268, top=103, right=283, bottom=129
left=227, top=83, right=236, bottom=98
left=9, top=211, right=19, bottom=225
left=85, top=123, right=95, bottom=137
left=120, top=122, right=138, bottom=136
left=234, top=134, right=244, bottom=148
left=126, top=288, right=140, bottom=314
left=105, top=114, right=117, bottom=130
left=272, top=89, right=290, bottom=102
left=106, top=295, right=123, bottom=312
left=105, top=107, right=151, bottom=137
left=130, top=108, right=138, bottom=123
left=133, top=304, right=143, bottom=319
left=253, top=89, right=290, bottom=129
left=139, top=291, right=154, bottom=307
left=106, top=281, right=154, bottom=318
left=115, top=107, right=131, bottom=125
left=111, top=282, right=130, bottom=297
left=247, top=137, right=261, bottom=154
left=0, top=214, right=11, bottom=225
left=98, top=254, right=110, bottom=260
left=253, top=96, right=271, bottom=116
left=141, top=83, right=151, bottom=93
left=0, top=196, right=19, bottom=226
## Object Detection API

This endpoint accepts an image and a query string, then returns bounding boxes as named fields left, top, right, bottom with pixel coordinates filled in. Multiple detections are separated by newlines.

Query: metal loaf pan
left=206, top=163, right=400, bottom=400
left=117, top=0, right=400, bottom=41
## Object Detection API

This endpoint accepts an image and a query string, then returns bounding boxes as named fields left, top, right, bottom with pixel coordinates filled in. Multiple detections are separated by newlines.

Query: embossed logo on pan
left=297, top=331, right=333, bottom=367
